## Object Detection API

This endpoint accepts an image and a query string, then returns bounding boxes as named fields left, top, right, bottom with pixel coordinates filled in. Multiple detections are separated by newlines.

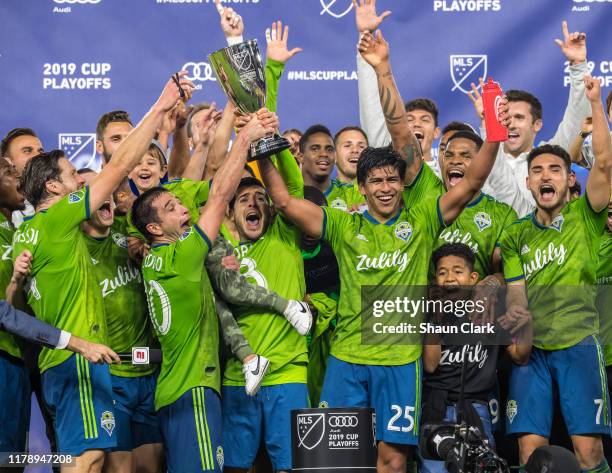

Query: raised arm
left=354, top=0, right=393, bottom=147
left=357, top=30, right=423, bottom=184
left=440, top=140, right=502, bottom=225
left=182, top=105, right=221, bottom=181
left=258, top=158, right=324, bottom=238
left=197, top=111, right=274, bottom=240
left=90, top=74, right=194, bottom=212
left=167, top=102, right=194, bottom=179
left=265, top=20, right=301, bottom=113
left=584, top=76, right=612, bottom=212
left=548, top=21, right=590, bottom=149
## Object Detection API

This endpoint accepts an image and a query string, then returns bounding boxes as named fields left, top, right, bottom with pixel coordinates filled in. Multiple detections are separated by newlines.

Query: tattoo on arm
left=377, top=69, right=405, bottom=126
left=401, top=137, right=422, bottom=167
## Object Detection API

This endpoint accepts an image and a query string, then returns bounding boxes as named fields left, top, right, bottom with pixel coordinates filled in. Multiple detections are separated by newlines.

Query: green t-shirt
left=221, top=217, right=308, bottom=386
left=0, top=214, right=21, bottom=359
left=127, top=179, right=211, bottom=238
left=84, top=224, right=156, bottom=377
left=402, top=163, right=446, bottom=211
left=596, top=231, right=612, bottom=365
left=12, top=188, right=107, bottom=372
left=322, top=198, right=445, bottom=365
left=325, top=179, right=365, bottom=212
left=499, top=195, right=606, bottom=350
left=141, top=225, right=219, bottom=410
left=403, top=164, right=517, bottom=278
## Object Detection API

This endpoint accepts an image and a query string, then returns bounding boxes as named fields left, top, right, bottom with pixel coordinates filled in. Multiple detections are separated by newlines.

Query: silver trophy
left=208, top=39, right=290, bottom=161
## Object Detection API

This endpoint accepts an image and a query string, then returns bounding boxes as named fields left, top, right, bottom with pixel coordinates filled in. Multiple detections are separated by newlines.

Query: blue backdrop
left=0, top=0, right=611, bottom=469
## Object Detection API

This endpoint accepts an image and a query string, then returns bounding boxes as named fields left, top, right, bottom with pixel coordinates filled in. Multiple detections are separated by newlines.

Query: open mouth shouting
left=413, top=131, right=424, bottom=143
left=446, top=168, right=465, bottom=187
left=507, top=131, right=520, bottom=146
left=180, top=215, right=191, bottom=231
left=347, top=154, right=360, bottom=167
left=245, top=209, right=261, bottom=231
left=96, top=200, right=113, bottom=224
left=315, top=158, right=331, bottom=173
left=538, top=183, right=557, bottom=204
left=137, top=171, right=154, bottom=189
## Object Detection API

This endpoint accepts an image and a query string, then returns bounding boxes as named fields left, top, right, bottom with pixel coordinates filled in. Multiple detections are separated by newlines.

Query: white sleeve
left=544, top=61, right=590, bottom=150
left=357, top=54, right=392, bottom=147
left=485, top=153, right=535, bottom=218
left=55, top=330, right=71, bottom=350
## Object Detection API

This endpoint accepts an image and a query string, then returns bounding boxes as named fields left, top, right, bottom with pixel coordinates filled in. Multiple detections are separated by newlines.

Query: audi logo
left=328, top=415, right=359, bottom=428
left=182, top=62, right=216, bottom=82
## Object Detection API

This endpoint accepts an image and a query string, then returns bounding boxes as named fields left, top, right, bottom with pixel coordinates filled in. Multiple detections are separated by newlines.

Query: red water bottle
left=482, top=78, right=508, bottom=142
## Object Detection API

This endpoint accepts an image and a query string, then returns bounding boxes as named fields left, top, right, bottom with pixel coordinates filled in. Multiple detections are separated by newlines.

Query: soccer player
left=95, top=110, right=133, bottom=166
left=300, top=125, right=365, bottom=211
left=437, top=122, right=477, bottom=166
left=11, top=73, right=193, bottom=472
left=258, top=60, right=505, bottom=466
left=1, top=127, right=44, bottom=176
left=596, top=194, right=612, bottom=462
left=131, top=111, right=273, bottom=473
left=217, top=172, right=313, bottom=473
left=78, top=170, right=163, bottom=473
left=498, top=76, right=612, bottom=472
left=420, top=242, right=532, bottom=473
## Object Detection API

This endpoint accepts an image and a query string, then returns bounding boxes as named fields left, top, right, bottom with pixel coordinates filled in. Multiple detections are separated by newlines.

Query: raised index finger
left=562, top=20, right=570, bottom=40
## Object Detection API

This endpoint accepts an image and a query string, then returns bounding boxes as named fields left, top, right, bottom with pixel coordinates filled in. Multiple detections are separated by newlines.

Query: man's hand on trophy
left=353, top=0, right=391, bottom=33
left=357, top=30, right=389, bottom=69
left=256, top=108, right=280, bottom=133
left=265, top=21, right=302, bottom=64
left=154, top=71, right=195, bottom=113
left=239, top=111, right=274, bottom=144
left=194, top=104, right=222, bottom=148
left=215, top=0, right=244, bottom=38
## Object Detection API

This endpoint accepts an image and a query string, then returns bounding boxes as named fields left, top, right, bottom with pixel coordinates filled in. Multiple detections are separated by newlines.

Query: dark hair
left=282, top=128, right=302, bottom=137
left=606, top=90, right=612, bottom=118
left=405, top=98, right=439, bottom=127
left=186, top=103, right=212, bottom=139
left=527, top=144, right=571, bottom=172
left=20, top=150, right=64, bottom=208
left=303, top=185, right=328, bottom=207
left=96, top=110, right=132, bottom=141
left=333, top=126, right=369, bottom=146
left=569, top=179, right=582, bottom=197
left=1, top=128, right=38, bottom=158
left=506, top=90, right=543, bottom=122
left=229, top=177, right=266, bottom=210
left=299, top=124, right=333, bottom=153
left=441, top=121, right=475, bottom=136
left=131, top=187, right=170, bottom=242
left=77, top=167, right=96, bottom=175
left=446, top=130, right=484, bottom=151
left=432, top=243, right=475, bottom=272
left=356, top=146, right=407, bottom=185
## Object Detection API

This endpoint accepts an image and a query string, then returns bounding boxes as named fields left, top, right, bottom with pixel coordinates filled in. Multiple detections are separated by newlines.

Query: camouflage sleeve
left=214, top=295, right=252, bottom=363
left=205, top=236, right=288, bottom=315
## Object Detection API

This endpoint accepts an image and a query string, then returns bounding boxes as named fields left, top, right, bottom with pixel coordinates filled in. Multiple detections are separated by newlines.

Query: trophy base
left=248, top=134, right=291, bottom=161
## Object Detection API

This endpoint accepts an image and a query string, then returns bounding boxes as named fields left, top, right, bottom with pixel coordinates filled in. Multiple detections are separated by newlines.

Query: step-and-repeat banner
left=0, top=0, right=610, bottom=467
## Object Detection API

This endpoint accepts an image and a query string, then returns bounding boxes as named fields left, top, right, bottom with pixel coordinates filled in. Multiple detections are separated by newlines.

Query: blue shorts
left=0, top=353, right=30, bottom=454
left=419, top=402, right=494, bottom=473
left=157, top=387, right=222, bottom=473
left=41, top=354, right=117, bottom=455
left=222, top=383, right=309, bottom=471
left=506, top=336, right=611, bottom=437
left=110, top=373, right=162, bottom=451
left=319, top=356, right=422, bottom=446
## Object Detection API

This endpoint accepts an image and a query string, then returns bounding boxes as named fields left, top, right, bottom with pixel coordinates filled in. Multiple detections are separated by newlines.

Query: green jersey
left=221, top=217, right=308, bottom=386
left=127, top=179, right=210, bottom=238
left=323, top=198, right=445, bottom=365
left=325, top=179, right=365, bottom=212
left=403, top=163, right=446, bottom=210
left=499, top=195, right=606, bottom=350
left=12, top=188, right=107, bottom=372
left=84, top=225, right=155, bottom=377
left=403, top=164, right=517, bottom=278
left=0, top=213, right=21, bottom=359
left=596, top=231, right=612, bottom=365
left=141, top=225, right=219, bottom=410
